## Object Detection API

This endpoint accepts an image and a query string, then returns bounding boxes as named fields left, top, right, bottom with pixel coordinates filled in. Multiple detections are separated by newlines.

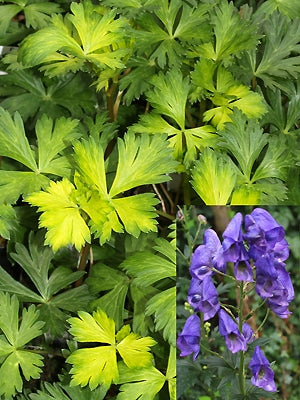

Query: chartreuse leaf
left=0, top=0, right=61, bottom=31
left=116, top=362, right=166, bottom=400
left=135, top=0, right=211, bottom=68
left=67, top=309, right=156, bottom=390
left=131, top=69, right=216, bottom=166
left=0, top=292, right=44, bottom=399
left=191, top=60, right=266, bottom=129
left=19, top=0, right=130, bottom=77
left=26, top=179, right=91, bottom=252
left=197, top=0, right=259, bottom=63
left=166, top=346, right=176, bottom=400
left=191, top=148, right=237, bottom=205
left=0, top=204, right=18, bottom=240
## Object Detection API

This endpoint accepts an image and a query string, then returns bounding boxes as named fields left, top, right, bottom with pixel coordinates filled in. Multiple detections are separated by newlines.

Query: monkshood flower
left=244, top=208, right=286, bottom=259
left=234, top=259, right=253, bottom=282
left=249, top=346, right=277, bottom=392
left=256, top=262, right=294, bottom=318
left=177, top=314, right=201, bottom=360
left=218, top=309, right=247, bottom=353
left=222, top=212, right=248, bottom=263
left=187, top=276, right=220, bottom=321
left=190, top=229, right=225, bottom=280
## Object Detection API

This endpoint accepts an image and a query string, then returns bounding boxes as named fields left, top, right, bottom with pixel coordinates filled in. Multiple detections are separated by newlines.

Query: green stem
left=238, top=281, right=246, bottom=396
left=201, top=343, right=236, bottom=370
left=255, top=307, right=270, bottom=335
left=211, top=267, right=236, bottom=281
left=75, top=242, right=91, bottom=287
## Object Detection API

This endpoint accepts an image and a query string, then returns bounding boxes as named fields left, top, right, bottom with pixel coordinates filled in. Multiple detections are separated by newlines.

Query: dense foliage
left=1, top=0, right=300, bottom=398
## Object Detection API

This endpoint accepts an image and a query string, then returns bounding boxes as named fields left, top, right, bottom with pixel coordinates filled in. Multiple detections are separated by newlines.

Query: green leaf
left=19, top=1, right=130, bottom=77
left=146, top=69, right=190, bottom=130
left=0, top=171, right=49, bottom=205
left=35, top=114, right=80, bottom=176
left=197, top=0, right=259, bottom=63
left=0, top=108, right=37, bottom=171
left=90, top=281, right=129, bottom=330
left=29, top=381, right=108, bottom=400
left=135, top=0, right=211, bottom=68
left=26, top=179, right=91, bottom=252
left=191, top=61, right=266, bottom=129
left=0, top=266, right=43, bottom=303
left=116, top=362, right=166, bottom=400
left=191, top=148, right=237, bottom=205
left=0, top=292, right=44, bottom=398
left=130, top=284, right=157, bottom=336
left=0, top=69, right=96, bottom=123
left=121, top=243, right=175, bottom=287
left=254, top=12, right=300, bottom=90
left=145, top=287, right=176, bottom=346
left=255, top=0, right=300, bottom=22
left=0, top=204, right=18, bottom=240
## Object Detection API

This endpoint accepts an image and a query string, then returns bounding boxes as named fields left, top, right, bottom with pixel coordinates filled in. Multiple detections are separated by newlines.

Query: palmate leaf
left=191, top=148, right=237, bottom=205
left=191, top=60, right=266, bottom=129
left=219, top=110, right=291, bottom=203
left=0, top=292, right=44, bottom=399
left=67, top=309, right=156, bottom=390
left=131, top=70, right=217, bottom=166
left=197, top=0, right=259, bottom=62
left=29, top=380, right=108, bottom=400
left=252, top=12, right=300, bottom=90
left=196, top=0, right=259, bottom=63
left=0, top=69, right=97, bottom=122
left=121, top=238, right=175, bottom=287
left=116, top=362, right=166, bottom=400
left=0, top=232, right=91, bottom=335
left=0, top=0, right=61, bottom=31
left=145, top=287, right=176, bottom=346
left=0, top=108, right=80, bottom=205
left=255, top=0, right=300, bottom=21
left=19, top=0, right=130, bottom=77
left=135, top=0, right=211, bottom=68
left=0, top=204, right=18, bottom=240
left=26, top=179, right=91, bottom=252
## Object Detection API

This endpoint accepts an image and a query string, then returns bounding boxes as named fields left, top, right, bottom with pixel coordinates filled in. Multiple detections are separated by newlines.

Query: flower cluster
left=177, top=208, right=295, bottom=393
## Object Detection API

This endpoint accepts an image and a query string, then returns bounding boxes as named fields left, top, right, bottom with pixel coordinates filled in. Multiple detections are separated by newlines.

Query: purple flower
left=256, top=262, right=294, bottom=318
left=222, top=213, right=249, bottom=264
left=218, top=309, right=247, bottom=353
left=188, top=277, right=220, bottom=321
left=177, top=314, right=201, bottom=360
left=190, top=229, right=226, bottom=280
left=249, top=346, right=277, bottom=392
left=242, top=321, right=255, bottom=344
left=234, top=259, right=253, bottom=282
left=244, top=208, right=286, bottom=259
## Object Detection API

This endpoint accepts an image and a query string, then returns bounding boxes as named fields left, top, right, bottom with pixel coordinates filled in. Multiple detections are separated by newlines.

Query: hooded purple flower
left=256, top=262, right=294, bottom=318
left=177, top=314, right=201, bottom=360
left=218, top=309, right=247, bottom=353
left=249, top=346, right=277, bottom=392
left=222, top=213, right=248, bottom=263
left=190, top=229, right=225, bottom=280
left=234, top=259, right=253, bottom=282
left=188, top=277, right=220, bottom=321
left=244, top=208, right=286, bottom=259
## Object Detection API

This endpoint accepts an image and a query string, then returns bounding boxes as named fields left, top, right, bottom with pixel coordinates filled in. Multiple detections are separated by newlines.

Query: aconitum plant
left=177, top=208, right=294, bottom=397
